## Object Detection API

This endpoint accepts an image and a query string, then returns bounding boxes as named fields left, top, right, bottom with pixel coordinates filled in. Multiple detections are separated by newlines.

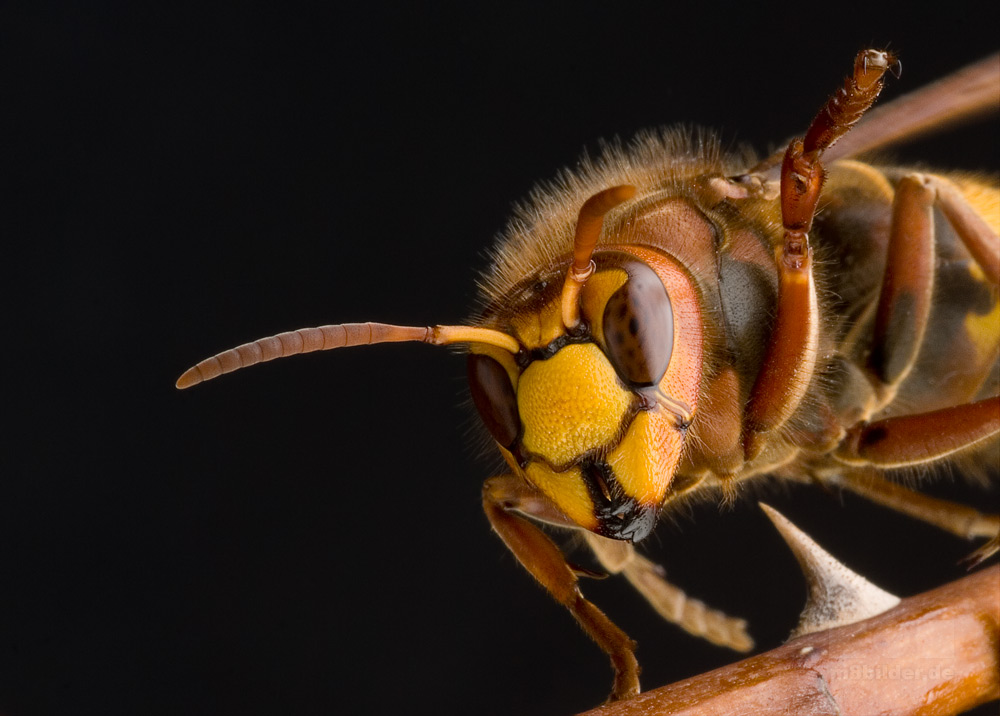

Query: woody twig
left=579, top=506, right=1000, bottom=716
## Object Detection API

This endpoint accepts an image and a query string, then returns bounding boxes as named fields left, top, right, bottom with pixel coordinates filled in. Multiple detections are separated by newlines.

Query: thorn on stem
left=759, top=503, right=900, bottom=638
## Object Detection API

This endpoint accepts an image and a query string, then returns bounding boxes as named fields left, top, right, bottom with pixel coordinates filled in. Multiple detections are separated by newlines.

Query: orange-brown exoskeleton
left=178, top=50, right=1000, bottom=700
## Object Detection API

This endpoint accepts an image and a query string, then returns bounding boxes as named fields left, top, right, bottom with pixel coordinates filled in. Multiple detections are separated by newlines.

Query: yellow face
left=468, top=248, right=703, bottom=541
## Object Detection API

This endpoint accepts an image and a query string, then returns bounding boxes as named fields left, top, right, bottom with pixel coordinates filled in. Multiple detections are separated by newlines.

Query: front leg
left=581, top=532, right=754, bottom=652
left=743, top=51, right=896, bottom=460
left=483, top=475, right=640, bottom=701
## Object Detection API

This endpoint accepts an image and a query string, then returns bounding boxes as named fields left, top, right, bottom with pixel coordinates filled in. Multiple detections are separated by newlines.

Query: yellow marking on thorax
left=951, top=174, right=1000, bottom=236
left=964, top=290, right=1000, bottom=367
left=954, top=174, right=999, bottom=372
left=827, top=160, right=896, bottom=201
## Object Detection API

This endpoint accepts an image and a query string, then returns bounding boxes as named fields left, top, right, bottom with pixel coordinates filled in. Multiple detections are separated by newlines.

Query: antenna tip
left=175, top=367, right=202, bottom=390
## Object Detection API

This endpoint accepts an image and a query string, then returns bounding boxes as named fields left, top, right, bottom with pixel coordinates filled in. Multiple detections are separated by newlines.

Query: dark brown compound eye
left=467, top=353, right=521, bottom=449
left=602, top=262, right=674, bottom=387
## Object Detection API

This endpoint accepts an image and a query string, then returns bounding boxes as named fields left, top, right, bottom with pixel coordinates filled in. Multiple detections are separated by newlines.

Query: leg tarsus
left=582, top=533, right=754, bottom=652
left=743, top=50, right=896, bottom=461
left=827, top=471, right=1000, bottom=541
left=961, top=535, right=999, bottom=569
left=482, top=476, right=640, bottom=701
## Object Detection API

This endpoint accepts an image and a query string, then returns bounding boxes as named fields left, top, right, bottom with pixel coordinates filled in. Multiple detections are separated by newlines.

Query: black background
left=4, top=3, right=999, bottom=715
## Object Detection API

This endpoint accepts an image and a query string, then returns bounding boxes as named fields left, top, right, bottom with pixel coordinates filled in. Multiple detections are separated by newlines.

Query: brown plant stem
left=579, top=565, right=1000, bottom=716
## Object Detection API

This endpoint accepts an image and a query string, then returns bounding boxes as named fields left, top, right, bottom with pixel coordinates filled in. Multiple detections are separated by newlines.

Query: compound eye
left=601, top=263, right=674, bottom=387
left=467, top=353, right=521, bottom=449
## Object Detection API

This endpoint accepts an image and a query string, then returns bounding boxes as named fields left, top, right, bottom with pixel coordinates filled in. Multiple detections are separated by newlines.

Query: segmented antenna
left=560, top=185, right=637, bottom=331
left=176, top=322, right=520, bottom=389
